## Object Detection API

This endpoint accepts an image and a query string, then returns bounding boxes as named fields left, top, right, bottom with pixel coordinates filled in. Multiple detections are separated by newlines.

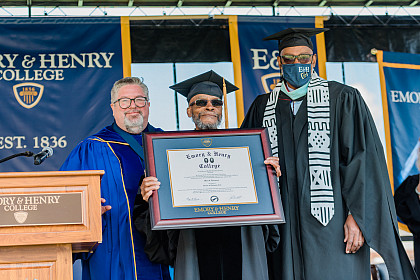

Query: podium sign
left=0, top=170, right=103, bottom=280
left=0, top=192, right=83, bottom=227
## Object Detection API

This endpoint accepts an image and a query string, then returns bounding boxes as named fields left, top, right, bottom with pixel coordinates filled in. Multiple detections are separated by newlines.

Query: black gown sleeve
left=336, top=84, right=418, bottom=279
left=133, top=177, right=178, bottom=266
left=262, top=224, right=280, bottom=252
left=240, top=94, right=267, bottom=128
left=394, top=175, right=420, bottom=235
left=240, top=93, right=281, bottom=253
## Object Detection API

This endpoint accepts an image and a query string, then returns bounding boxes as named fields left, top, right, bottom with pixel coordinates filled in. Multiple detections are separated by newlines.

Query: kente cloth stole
left=263, top=72, right=334, bottom=226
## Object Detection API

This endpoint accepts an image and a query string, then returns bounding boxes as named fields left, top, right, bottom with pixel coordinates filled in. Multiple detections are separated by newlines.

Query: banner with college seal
left=377, top=50, right=420, bottom=191
left=0, top=17, right=131, bottom=172
left=228, top=15, right=327, bottom=124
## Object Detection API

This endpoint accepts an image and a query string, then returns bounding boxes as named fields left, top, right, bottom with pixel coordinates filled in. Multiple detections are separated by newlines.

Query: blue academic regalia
left=61, top=124, right=170, bottom=280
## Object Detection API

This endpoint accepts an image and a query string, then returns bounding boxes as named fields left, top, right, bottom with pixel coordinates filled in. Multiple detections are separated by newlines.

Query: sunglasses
left=189, top=99, right=223, bottom=107
left=280, top=54, right=313, bottom=64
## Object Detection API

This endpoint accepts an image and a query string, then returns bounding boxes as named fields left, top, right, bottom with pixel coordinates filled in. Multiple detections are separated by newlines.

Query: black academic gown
left=241, top=81, right=417, bottom=280
left=394, top=174, right=420, bottom=274
left=133, top=184, right=280, bottom=280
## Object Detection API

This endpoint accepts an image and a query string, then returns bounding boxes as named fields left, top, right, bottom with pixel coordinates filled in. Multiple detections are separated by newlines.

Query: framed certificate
left=143, top=128, right=284, bottom=230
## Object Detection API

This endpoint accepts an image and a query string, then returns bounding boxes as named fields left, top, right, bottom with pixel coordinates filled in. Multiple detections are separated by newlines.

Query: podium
left=0, top=170, right=103, bottom=280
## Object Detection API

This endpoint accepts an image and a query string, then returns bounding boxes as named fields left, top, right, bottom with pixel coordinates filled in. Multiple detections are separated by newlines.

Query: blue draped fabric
left=379, top=51, right=420, bottom=189
left=61, top=124, right=170, bottom=280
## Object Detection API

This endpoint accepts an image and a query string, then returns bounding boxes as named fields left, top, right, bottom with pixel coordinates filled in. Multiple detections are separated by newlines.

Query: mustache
left=125, top=110, right=142, bottom=115
left=199, top=112, right=219, bottom=118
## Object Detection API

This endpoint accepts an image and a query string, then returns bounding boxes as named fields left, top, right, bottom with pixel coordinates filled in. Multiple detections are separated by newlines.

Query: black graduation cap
left=263, top=27, right=329, bottom=52
left=169, top=70, right=239, bottom=102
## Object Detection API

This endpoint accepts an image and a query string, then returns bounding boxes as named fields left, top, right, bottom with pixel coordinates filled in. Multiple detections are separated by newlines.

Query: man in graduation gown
left=61, top=77, right=171, bottom=280
left=133, top=70, right=281, bottom=280
left=241, top=28, right=417, bottom=280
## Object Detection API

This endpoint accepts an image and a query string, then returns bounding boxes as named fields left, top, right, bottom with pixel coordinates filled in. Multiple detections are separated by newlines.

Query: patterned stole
left=262, top=83, right=281, bottom=158
left=263, top=72, right=334, bottom=226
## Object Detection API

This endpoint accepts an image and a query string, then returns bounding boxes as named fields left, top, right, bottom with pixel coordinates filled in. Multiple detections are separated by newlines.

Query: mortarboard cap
left=263, top=27, right=329, bottom=52
left=169, top=70, right=239, bottom=103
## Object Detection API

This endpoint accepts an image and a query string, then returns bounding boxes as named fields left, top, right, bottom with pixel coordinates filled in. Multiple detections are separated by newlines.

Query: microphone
left=33, top=147, right=53, bottom=165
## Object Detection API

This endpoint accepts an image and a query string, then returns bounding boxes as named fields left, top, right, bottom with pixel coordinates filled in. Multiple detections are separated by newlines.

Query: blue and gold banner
left=229, top=15, right=326, bottom=124
left=378, top=50, right=420, bottom=191
left=0, top=17, right=130, bottom=171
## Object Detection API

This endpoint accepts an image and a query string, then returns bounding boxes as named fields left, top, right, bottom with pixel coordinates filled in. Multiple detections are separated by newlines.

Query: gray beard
left=124, top=113, right=144, bottom=134
left=192, top=112, right=222, bottom=130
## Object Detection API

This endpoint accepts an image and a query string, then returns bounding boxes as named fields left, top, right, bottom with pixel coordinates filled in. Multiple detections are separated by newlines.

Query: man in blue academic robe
left=61, top=77, right=171, bottom=280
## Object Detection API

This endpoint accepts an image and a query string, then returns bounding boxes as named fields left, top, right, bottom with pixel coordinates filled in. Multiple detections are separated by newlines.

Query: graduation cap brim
left=169, top=70, right=239, bottom=101
left=263, top=27, right=329, bottom=51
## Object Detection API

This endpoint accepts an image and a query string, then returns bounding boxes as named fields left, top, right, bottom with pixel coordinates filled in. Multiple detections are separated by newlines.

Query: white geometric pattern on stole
left=263, top=74, right=334, bottom=226
left=263, top=85, right=281, bottom=158
left=308, top=72, right=334, bottom=226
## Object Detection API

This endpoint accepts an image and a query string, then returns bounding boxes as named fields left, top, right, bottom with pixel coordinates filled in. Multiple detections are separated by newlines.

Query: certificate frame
left=143, top=128, right=284, bottom=230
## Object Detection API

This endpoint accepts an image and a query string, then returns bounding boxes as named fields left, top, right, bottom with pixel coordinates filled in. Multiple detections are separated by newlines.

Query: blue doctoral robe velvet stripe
left=61, top=124, right=169, bottom=280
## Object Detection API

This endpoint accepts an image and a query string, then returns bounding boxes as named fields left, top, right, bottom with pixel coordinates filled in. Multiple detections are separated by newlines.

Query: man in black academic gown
left=394, top=141, right=420, bottom=274
left=241, top=28, right=417, bottom=280
left=133, top=70, right=281, bottom=280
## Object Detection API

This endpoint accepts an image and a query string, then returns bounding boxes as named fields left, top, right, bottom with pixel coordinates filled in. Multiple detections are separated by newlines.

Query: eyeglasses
left=114, top=97, right=148, bottom=109
left=189, top=99, right=223, bottom=107
left=280, top=54, right=313, bottom=64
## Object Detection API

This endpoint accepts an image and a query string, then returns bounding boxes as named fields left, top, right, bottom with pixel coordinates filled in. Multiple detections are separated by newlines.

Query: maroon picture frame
left=143, top=128, right=285, bottom=230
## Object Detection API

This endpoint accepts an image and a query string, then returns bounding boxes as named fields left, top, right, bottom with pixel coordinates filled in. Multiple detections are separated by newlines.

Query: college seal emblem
left=14, top=211, right=28, bottom=224
left=13, top=82, right=44, bottom=109
left=261, top=73, right=281, bottom=93
left=201, top=138, right=212, bottom=147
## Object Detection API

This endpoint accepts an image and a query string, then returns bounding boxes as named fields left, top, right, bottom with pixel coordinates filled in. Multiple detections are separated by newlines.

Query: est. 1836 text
left=0, top=136, right=67, bottom=149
